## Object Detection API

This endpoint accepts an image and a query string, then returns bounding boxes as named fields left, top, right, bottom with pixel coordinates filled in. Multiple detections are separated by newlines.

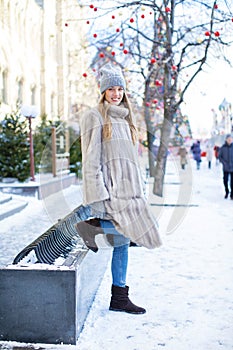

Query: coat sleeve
left=80, top=109, right=109, bottom=205
left=218, top=146, right=226, bottom=167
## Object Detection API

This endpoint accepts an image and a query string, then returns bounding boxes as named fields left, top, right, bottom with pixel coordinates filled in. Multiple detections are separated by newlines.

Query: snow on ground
left=0, top=155, right=233, bottom=350
left=0, top=184, right=83, bottom=267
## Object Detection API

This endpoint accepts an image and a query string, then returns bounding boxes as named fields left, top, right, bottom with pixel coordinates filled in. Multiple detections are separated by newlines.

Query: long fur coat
left=80, top=103, right=162, bottom=249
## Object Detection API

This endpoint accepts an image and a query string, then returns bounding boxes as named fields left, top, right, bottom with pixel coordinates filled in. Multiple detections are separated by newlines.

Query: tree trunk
left=147, top=129, right=155, bottom=177
left=144, top=80, right=156, bottom=177
left=153, top=111, right=173, bottom=197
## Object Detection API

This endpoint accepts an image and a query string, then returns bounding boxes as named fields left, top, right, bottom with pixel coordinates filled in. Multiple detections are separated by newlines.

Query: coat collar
left=104, top=101, right=129, bottom=119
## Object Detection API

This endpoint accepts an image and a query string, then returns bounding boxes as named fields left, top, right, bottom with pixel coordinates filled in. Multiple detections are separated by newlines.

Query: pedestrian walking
left=218, top=134, right=233, bottom=199
left=178, top=145, right=188, bottom=170
left=191, top=140, right=202, bottom=169
left=75, top=62, right=162, bottom=314
left=206, top=144, right=213, bottom=169
left=214, top=145, right=220, bottom=165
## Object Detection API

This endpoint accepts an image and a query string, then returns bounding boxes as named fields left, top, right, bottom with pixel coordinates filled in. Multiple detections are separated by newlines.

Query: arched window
left=17, top=78, right=23, bottom=104
left=31, top=85, right=36, bottom=105
left=51, top=93, right=55, bottom=119
left=0, top=69, right=8, bottom=104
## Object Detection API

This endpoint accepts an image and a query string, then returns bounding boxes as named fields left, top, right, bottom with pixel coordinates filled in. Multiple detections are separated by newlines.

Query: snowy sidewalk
left=0, top=156, right=233, bottom=350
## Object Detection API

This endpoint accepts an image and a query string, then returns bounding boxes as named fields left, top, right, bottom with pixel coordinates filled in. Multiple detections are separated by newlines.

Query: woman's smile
left=105, top=86, right=124, bottom=105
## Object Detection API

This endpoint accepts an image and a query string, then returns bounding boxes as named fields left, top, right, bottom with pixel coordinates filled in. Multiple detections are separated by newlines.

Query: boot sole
left=87, top=246, right=98, bottom=253
left=109, top=307, right=146, bottom=314
left=75, top=223, right=98, bottom=253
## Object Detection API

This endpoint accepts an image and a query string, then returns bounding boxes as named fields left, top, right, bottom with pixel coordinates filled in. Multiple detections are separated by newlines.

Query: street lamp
left=21, top=105, right=39, bottom=181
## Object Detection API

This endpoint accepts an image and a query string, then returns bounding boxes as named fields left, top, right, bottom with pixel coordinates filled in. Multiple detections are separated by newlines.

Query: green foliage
left=0, top=110, right=30, bottom=182
left=34, top=115, right=82, bottom=177
left=33, top=114, right=57, bottom=173
left=0, top=111, right=82, bottom=181
left=69, top=127, right=82, bottom=178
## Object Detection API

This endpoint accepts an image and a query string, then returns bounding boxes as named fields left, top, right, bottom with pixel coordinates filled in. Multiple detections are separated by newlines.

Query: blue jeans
left=100, top=219, right=130, bottom=288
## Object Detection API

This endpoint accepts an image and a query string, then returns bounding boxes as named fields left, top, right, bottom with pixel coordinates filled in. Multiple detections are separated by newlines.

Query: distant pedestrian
left=206, top=144, right=213, bottom=169
left=178, top=145, right=188, bottom=170
left=218, top=134, right=233, bottom=199
left=214, top=145, right=220, bottom=165
left=191, top=140, right=201, bottom=170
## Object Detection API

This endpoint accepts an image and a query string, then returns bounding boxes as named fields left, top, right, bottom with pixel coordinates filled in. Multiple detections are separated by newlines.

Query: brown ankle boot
left=75, top=218, right=103, bottom=253
left=109, top=285, right=146, bottom=314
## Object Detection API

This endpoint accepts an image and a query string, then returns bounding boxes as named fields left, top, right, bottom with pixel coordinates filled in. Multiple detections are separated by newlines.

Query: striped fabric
left=80, top=104, right=162, bottom=249
left=13, top=205, right=91, bottom=265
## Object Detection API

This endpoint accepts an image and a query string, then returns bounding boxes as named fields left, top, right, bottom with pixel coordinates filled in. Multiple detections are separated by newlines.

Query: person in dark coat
left=191, top=140, right=201, bottom=169
left=218, top=134, right=233, bottom=199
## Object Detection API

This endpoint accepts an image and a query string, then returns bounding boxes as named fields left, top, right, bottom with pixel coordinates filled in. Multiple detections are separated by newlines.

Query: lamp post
left=21, top=105, right=39, bottom=181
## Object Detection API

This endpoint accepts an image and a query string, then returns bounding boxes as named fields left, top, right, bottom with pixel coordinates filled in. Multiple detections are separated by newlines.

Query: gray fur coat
left=80, top=103, right=162, bottom=249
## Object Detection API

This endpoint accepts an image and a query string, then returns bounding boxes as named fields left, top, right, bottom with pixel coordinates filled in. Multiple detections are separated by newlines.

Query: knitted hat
left=99, top=62, right=126, bottom=93
left=225, top=134, right=232, bottom=139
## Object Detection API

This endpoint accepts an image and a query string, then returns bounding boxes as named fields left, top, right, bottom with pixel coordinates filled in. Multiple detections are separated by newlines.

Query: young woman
left=76, top=62, right=162, bottom=314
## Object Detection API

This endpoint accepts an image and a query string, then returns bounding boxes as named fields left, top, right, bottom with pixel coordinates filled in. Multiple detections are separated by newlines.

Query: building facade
left=0, top=0, right=97, bottom=122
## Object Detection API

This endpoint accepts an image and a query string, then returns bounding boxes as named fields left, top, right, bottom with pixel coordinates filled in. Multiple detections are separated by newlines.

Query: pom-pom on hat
left=99, top=62, right=126, bottom=93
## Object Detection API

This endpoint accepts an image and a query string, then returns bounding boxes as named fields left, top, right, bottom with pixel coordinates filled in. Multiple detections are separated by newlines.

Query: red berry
left=83, top=73, right=87, bottom=78
left=65, top=23, right=68, bottom=27
left=214, top=31, right=220, bottom=37
left=205, top=31, right=210, bottom=36
left=116, top=28, right=120, bottom=32
left=151, top=57, right=156, bottom=64
left=99, top=52, right=105, bottom=58
left=141, top=14, right=145, bottom=19
left=93, top=33, right=97, bottom=38
left=120, top=42, right=124, bottom=47
left=86, top=21, right=90, bottom=24
left=112, top=15, right=115, bottom=19
left=165, top=7, right=171, bottom=12
left=111, top=51, right=115, bottom=56
left=232, top=18, right=233, bottom=22
left=172, top=65, right=177, bottom=71
left=94, top=7, right=97, bottom=11
left=123, top=49, right=128, bottom=54
left=214, top=4, right=218, bottom=9
left=146, top=102, right=150, bottom=107
left=89, top=4, right=94, bottom=8
left=153, top=99, right=158, bottom=104
left=130, top=18, right=134, bottom=23
left=155, top=79, right=162, bottom=86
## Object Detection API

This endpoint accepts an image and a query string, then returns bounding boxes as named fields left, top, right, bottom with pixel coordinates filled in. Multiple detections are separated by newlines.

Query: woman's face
left=105, top=86, right=124, bottom=105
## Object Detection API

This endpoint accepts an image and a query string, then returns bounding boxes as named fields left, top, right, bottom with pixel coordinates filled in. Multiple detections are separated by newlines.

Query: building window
left=17, top=78, right=23, bottom=104
left=31, top=85, right=36, bottom=105
left=0, top=69, right=8, bottom=104
left=51, top=93, right=55, bottom=119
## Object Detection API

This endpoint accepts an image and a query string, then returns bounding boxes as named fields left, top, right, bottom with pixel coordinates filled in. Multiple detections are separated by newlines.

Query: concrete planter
left=0, top=205, right=111, bottom=345
left=0, top=248, right=110, bottom=345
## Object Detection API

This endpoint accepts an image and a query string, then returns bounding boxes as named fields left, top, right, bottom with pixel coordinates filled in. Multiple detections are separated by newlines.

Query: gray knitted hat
left=99, top=62, right=126, bottom=93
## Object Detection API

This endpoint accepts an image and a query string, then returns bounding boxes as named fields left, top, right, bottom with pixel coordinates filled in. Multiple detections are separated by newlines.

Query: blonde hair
left=98, top=92, right=138, bottom=144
